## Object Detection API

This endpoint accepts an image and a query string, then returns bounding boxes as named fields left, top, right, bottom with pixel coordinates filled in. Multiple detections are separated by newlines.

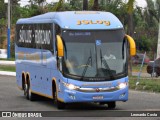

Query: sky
left=135, top=0, right=147, bottom=8
left=19, top=0, right=147, bottom=8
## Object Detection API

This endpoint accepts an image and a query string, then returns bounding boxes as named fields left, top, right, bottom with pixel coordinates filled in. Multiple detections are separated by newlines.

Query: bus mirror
left=125, top=35, right=136, bottom=56
left=56, top=35, right=64, bottom=57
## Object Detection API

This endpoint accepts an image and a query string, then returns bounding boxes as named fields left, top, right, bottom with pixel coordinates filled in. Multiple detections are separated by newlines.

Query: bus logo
left=77, top=20, right=110, bottom=26
left=95, top=88, right=100, bottom=92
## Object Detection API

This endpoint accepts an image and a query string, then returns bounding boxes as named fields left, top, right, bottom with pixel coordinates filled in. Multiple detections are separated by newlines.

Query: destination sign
left=16, top=23, right=53, bottom=50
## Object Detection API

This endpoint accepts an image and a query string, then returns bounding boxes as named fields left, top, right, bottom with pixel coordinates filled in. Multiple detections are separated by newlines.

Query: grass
left=129, top=76, right=160, bottom=93
left=0, top=65, right=15, bottom=72
left=0, top=58, right=15, bottom=61
left=132, top=64, right=147, bottom=73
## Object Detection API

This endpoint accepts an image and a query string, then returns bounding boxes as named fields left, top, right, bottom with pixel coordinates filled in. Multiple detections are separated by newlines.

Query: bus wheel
left=107, top=102, right=116, bottom=109
left=24, top=83, right=29, bottom=100
left=24, top=81, right=35, bottom=101
left=53, top=88, right=65, bottom=109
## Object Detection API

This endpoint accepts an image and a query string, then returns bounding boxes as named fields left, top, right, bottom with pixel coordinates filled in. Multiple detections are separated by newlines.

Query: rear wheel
left=24, top=83, right=29, bottom=99
left=24, top=80, right=36, bottom=101
left=107, top=102, right=116, bottom=109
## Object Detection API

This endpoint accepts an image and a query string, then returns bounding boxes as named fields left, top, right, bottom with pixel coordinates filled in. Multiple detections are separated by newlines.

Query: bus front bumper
left=61, top=87, right=128, bottom=103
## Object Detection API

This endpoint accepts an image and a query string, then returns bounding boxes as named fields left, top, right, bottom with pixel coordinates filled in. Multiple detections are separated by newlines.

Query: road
left=0, top=75, right=160, bottom=119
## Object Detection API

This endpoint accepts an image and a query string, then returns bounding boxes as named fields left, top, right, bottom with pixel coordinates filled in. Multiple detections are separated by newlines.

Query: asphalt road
left=0, top=75, right=160, bottom=119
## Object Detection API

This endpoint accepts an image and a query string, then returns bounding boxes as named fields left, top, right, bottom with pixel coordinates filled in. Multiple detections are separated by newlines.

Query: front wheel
left=107, top=102, right=116, bottom=109
left=53, top=88, right=65, bottom=109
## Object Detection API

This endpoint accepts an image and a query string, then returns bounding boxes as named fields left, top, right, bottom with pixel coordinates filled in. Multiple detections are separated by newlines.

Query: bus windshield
left=62, top=29, right=127, bottom=81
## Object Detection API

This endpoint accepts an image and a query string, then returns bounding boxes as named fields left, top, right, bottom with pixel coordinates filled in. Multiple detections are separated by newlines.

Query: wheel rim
left=24, top=84, right=28, bottom=96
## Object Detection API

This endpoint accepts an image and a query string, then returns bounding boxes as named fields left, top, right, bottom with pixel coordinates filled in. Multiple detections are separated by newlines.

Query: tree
left=92, top=0, right=99, bottom=10
left=0, top=0, right=7, bottom=36
left=83, top=0, right=88, bottom=10
left=52, top=0, right=64, bottom=11
left=69, top=0, right=83, bottom=10
left=144, top=0, right=159, bottom=57
left=11, top=0, right=21, bottom=24
left=29, top=0, right=46, bottom=7
left=0, top=0, right=7, bottom=19
left=155, top=0, right=160, bottom=58
left=126, top=0, right=135, bottom=37
left=27, top=0, right=47, bottom=14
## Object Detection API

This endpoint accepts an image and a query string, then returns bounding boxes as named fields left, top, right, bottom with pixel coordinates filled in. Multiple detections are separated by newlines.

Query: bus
left=15, top=11, right=136, bottom=109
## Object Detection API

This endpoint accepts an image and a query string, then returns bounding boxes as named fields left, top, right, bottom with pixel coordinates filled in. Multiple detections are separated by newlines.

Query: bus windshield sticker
left=96, top=40, right=102, bottom=46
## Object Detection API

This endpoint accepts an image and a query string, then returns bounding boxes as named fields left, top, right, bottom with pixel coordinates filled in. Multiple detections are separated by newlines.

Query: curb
left=0, top=61, right=15, bottom=66
left=0, top=71, right=16, bottom=76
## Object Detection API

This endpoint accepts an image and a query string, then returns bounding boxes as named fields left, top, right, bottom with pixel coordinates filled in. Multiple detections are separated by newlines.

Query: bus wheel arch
left=52, top=80, right=65, bottom=109
left=52, top=80, right=56, bottom=100
left=22, top=73, right=25, bottom=90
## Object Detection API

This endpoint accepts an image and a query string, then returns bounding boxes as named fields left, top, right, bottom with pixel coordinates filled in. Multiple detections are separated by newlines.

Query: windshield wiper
left=100, top=49, right=114, bottom=79
left=81, top=50, right=92, bottom=80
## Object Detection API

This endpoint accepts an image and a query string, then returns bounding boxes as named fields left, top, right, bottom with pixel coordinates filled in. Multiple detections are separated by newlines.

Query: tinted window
left=16, top=23, right=53, bottom=50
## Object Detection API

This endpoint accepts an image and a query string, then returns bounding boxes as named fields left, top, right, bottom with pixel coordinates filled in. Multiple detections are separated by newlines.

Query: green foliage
left=29, top=0, right=46, bottom=6
left=88, top=0, right=94, bottom=10
left=129, top=77, right=160, bottom=93
left=155, top=0, right=160, bottom=19
left=70, top=0, right=83, bottom=10
left=92, top=0, right=98, bottom=10
left=126, top=0, right=135, bottom=14
left=0, top=35, right=6, bottom=48
left=52, top=0, right=64, bottom=11
left=0, top=18, right=6, bottom=26
left=0, top=0, right=7, bottom=19
left=0, top=65, right=15, bottom=72
left=136, top=36, right=151, bottom=51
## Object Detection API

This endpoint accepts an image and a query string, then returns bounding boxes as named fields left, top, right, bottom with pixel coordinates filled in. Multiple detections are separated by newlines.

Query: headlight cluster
left=118, top=82, right=128, bottom=89
left=63, top=82, right=79, bottom=90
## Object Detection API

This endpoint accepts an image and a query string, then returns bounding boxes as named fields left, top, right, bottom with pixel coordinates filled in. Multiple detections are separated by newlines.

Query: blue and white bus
left=15, top=11, right=136, bottom=109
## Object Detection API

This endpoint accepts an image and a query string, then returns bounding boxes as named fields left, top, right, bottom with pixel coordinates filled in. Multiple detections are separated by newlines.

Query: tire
left=53, top=87, right=65, bottom=109
left=107, top=102, right=116, bottom=109
left=24, top=81, right=36, bottom=101
left=151, top=72, right=158, bottom=78
left=155, top=73, right=159, bottom=78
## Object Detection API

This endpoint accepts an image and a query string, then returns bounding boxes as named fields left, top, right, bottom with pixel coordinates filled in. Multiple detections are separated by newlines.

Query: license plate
left=93, top=96, right=103, bottom=100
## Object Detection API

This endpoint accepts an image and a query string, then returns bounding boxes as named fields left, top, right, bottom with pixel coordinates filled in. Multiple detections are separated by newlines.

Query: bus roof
left=16, top=11, right=123, bottom=30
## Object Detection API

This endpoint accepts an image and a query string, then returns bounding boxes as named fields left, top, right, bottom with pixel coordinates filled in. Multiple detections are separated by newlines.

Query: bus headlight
left=118, top=82, right=127, bottom=89
left=63, top=82, right=79, bottom=90
left=68, top=84, right=76, bottom=90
